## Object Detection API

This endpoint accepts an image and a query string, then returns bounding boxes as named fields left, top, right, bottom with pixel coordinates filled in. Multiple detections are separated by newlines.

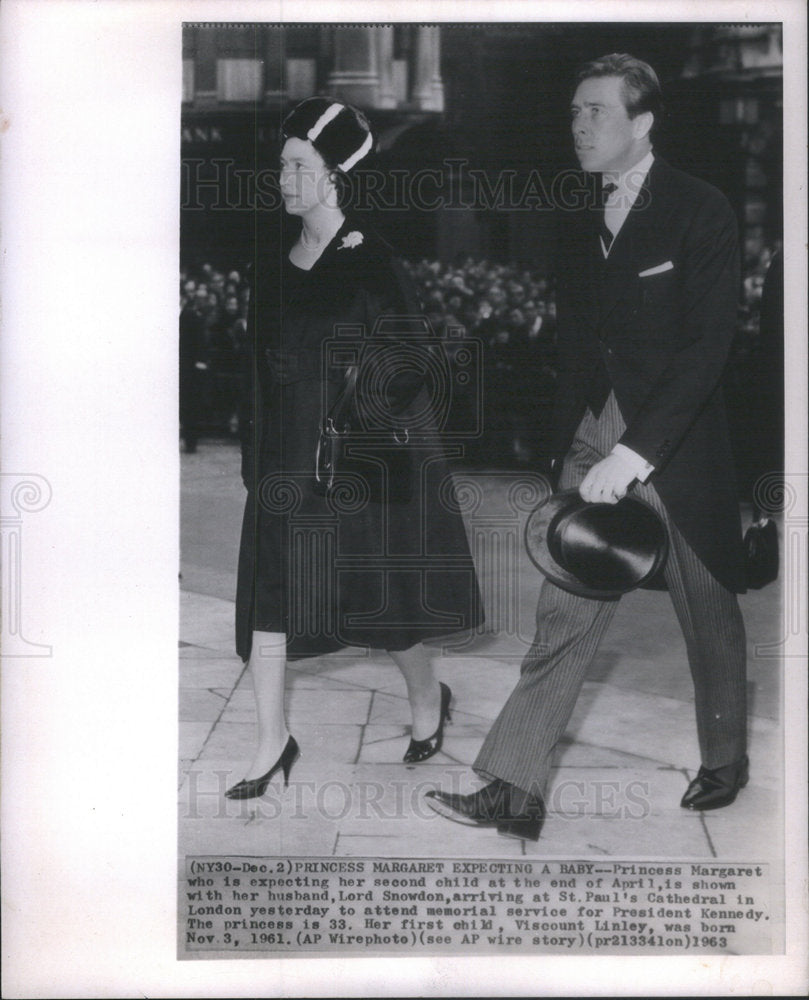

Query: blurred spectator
left=179, top=293, right=209, bottom=453
left=740, top=248, right=784, bottom=502
left=210, top=271, right=226, bottom=298
left=755, top=249, right=784, bottom=482
left=724, top=240, right=783, bottom=498
left=193, top=284, right=212, bottom=321
left=206, top=292, right=248, bottom=434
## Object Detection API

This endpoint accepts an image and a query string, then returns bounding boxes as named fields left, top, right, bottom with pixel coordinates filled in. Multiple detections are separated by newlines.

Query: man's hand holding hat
left=579, top=452, right=638, bottom=503
left=579, top=442, right=655, bottom=503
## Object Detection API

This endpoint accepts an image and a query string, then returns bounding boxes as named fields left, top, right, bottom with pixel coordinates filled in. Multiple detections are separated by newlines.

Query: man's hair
left=575, top=53, right=664, bottom=127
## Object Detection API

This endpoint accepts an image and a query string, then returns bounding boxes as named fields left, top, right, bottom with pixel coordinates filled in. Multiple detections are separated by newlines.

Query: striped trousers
left=474, top=392, right=747, bottom=798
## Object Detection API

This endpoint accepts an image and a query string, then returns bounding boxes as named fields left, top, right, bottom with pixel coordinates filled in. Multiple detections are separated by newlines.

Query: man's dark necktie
left=586, top=180, right=620, bottom=416
left=600, top=182, right=618, bottom=251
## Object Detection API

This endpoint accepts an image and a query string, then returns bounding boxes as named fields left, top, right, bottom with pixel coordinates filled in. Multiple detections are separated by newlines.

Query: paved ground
left=179, top=440, right=782, bottom=861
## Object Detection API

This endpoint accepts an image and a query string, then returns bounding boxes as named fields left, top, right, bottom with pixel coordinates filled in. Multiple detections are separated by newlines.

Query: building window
left=286, top=59, right=317, bottom=101
left=216, top=58, right=262, bottom=101
left=182, top=59, right=195, bottom=103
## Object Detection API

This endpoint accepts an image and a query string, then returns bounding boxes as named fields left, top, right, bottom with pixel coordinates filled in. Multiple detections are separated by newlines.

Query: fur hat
left=282, top=97, right=374, bottom=173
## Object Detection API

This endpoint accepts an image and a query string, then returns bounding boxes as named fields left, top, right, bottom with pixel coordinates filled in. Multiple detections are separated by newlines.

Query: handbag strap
left=325, top=364, right=359, bottom=433
left=325, top=361, right=410, bottom=441
left=751, top=504, right=771, bottom=526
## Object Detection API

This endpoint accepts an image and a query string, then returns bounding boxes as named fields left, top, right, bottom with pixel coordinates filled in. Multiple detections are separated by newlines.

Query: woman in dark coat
left=227, top=98, right=483, bottom=799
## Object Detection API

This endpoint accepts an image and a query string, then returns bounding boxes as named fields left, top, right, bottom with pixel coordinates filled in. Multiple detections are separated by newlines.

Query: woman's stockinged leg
left=243, top=630, right=291, bottom=780
left=389, top=642, right=442, bottom=741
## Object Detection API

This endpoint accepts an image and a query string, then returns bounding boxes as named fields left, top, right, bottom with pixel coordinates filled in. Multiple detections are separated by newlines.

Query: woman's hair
left=574, top=53, right=664, bottom=131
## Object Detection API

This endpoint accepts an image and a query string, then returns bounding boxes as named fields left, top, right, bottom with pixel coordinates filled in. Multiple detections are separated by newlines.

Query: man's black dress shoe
left=425, top=779, right=544, bottom=841
left=680, top=755, right=749, bottom=811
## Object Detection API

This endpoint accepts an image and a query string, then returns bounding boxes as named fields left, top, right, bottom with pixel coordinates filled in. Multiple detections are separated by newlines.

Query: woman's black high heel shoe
left=225, top=735, right=300, bottom=800
left=403, top=683, right=452, bottom=763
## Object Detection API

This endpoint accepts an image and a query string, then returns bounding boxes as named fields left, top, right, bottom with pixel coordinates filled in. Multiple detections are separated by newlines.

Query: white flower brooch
left=338, top=231, right=364, bottom=250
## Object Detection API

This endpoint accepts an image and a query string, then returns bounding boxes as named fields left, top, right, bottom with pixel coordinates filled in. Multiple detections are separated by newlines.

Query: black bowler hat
left=525, top=489, right=669, bottom=599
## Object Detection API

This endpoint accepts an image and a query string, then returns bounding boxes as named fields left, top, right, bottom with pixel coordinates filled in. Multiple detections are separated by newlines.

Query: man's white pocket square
left=639, top=261, right=674, bottom=277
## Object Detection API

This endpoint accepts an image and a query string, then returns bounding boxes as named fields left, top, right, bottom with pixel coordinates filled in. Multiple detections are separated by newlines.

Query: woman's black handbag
left=744, top=506, right=779, bottom=589
left=314, top=365, right=412, bottom=503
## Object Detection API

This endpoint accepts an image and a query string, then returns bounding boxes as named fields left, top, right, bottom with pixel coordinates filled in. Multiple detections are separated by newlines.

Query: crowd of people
left=180, top=243, right=779, bottom=471
left=736, top=241, right=782, bottom=357
left=179, top=255, right=559, bottom=465
left=727, top=240, right=784, bottom=496
left=179, top=265, right=250, bottom=451
left=402, top=257, right=558, bottom=465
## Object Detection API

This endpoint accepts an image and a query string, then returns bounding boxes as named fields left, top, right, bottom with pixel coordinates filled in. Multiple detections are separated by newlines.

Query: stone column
left=429, top=27, right=445, bottom=112
left=263, top=26, right=284, bottom=103
left=327, top=26, right=380, bottom=107
left=412, top=26, right=444, bottom=111
left=375, top=27, right=396, bottom=109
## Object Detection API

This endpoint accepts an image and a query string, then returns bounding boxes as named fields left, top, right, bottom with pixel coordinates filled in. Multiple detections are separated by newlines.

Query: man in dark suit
left=426, top=54, right=749, bottom=841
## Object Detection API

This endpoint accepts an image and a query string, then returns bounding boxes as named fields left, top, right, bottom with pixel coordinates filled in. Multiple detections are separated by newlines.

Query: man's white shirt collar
left=603, top=150, right=655, bottom=212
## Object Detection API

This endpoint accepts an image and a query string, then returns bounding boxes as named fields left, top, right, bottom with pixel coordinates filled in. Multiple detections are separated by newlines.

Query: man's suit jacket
left=551, top=157, right=746, bottom=593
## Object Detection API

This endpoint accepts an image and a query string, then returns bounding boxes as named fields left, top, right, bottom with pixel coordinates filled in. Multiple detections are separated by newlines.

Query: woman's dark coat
left=236, top=215, right=483, bottom=661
